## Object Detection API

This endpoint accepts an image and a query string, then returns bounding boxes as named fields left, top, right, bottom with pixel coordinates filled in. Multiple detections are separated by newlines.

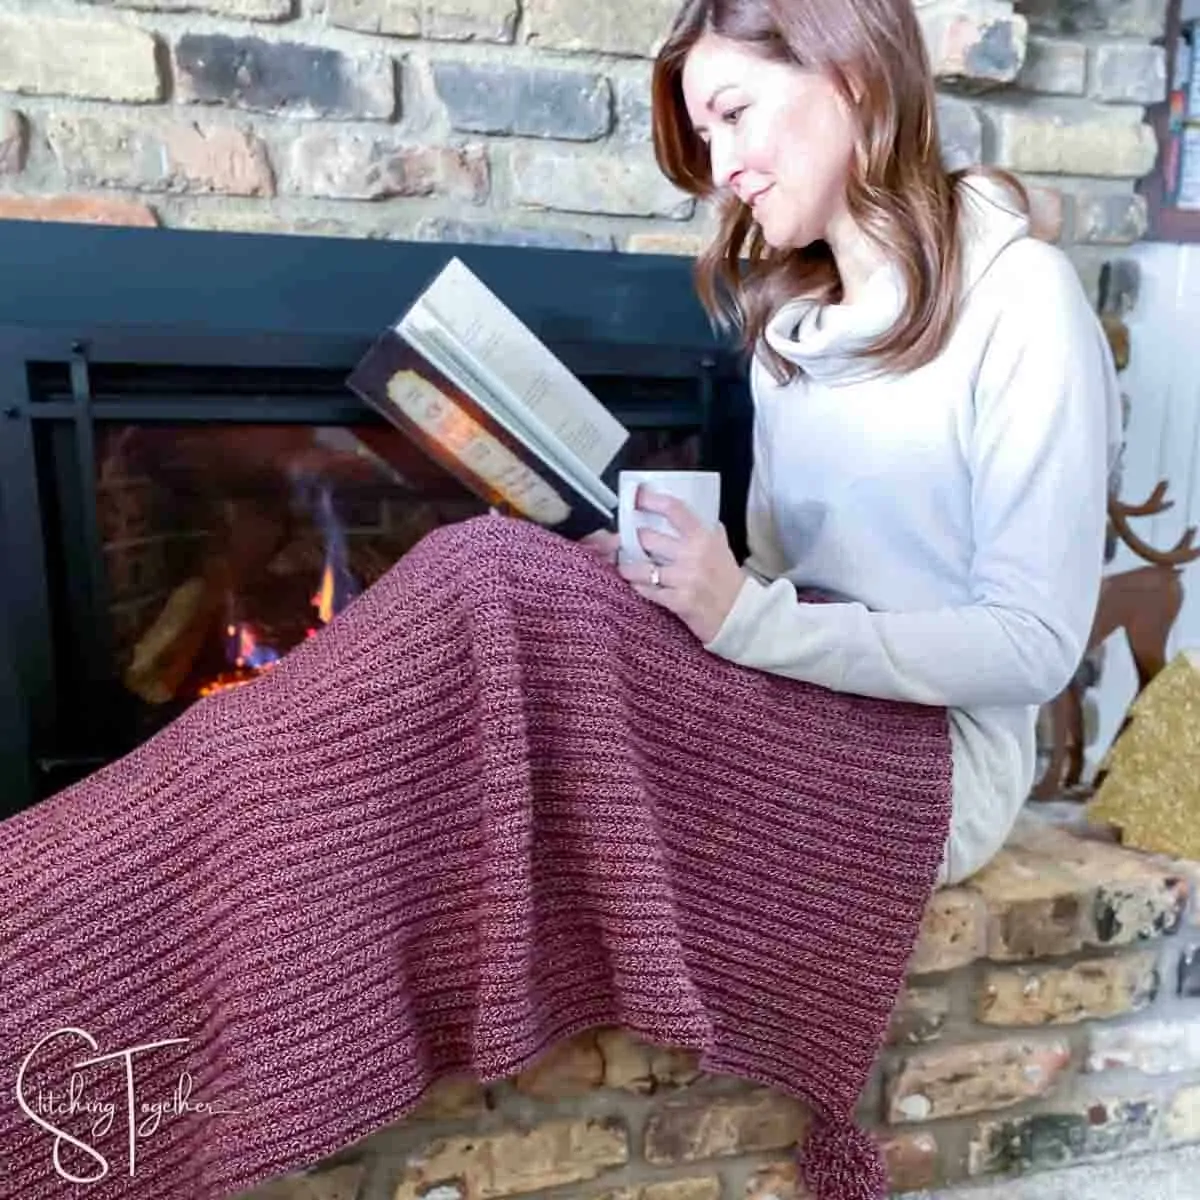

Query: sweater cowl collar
left=762, top=173, right=1031, bottom=386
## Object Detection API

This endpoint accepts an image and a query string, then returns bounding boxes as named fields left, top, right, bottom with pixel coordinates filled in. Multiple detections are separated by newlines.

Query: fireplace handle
left=68, top=340, right=116, bottom=697
left=697, top=355, right=716, bottom=471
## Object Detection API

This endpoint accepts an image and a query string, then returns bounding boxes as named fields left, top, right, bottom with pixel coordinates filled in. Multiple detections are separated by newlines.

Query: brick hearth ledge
left=225, top=807, right=1200, bottom=1199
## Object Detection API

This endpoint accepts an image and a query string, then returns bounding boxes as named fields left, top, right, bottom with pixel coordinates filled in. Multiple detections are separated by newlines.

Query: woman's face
left=681, top=32, right=858, bottom=251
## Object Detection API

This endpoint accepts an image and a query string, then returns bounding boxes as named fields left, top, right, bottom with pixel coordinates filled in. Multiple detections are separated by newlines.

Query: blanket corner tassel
left=798, top=1114, right=889, bottom=1200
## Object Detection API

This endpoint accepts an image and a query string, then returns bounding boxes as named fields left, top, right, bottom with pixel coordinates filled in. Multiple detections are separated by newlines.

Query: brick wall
left=5, top=2, right=1188, bottom=1197
left=0, top=0, right=1172, bottom=300
left=239, top=815, right=1200, bottom=1200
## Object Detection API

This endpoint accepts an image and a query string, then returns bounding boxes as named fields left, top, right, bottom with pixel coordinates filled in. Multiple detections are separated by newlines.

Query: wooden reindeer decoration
left=1032, top=482, right=1200, bottom=799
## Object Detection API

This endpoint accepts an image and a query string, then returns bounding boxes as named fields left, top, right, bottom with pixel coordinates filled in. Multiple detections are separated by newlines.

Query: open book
left=347, top=257, right=629, bottom=539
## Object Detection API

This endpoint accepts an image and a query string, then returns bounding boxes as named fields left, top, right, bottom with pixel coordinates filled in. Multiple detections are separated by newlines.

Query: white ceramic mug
left=617, top=470, right=721, bottom=563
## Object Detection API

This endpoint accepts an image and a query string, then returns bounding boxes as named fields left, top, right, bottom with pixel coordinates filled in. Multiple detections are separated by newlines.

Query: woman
left=0, top=2, right=1118, bottom=1198
left=591, top=0, right=1122, bottom=886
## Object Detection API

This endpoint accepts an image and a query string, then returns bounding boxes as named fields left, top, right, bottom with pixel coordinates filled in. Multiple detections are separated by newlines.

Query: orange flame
left=231, top=622, right=255, bottom=668
left=311, top=563, right=335, bottom=626
left=197, top=620, right=280, bottom=697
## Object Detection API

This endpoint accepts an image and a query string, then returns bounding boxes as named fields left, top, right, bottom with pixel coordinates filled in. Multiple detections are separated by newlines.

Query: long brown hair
left=651, top=0, right=1028, bottom=381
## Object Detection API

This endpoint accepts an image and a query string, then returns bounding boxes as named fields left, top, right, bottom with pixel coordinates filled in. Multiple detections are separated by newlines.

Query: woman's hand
left=617, top=487, right=745, bottom=643
left=578, top=528, right=620, bottom=565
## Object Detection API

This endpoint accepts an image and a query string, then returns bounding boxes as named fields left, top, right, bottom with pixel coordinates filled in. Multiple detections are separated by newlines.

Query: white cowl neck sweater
left=704, top=174, right=1123, bottom=885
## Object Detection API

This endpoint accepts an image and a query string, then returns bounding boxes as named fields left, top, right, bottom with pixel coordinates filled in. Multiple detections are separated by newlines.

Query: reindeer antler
left=1109, top=481, right=1200, bottom=566
left=1114, top=479, right=1172, bottom=518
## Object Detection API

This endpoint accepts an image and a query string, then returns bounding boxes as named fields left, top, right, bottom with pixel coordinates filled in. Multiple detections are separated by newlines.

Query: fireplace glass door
left=13, top=357, right=738, bottom=802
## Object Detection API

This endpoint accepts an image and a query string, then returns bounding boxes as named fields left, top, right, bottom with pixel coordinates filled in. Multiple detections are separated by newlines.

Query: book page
left=403, top=307, right=617, bottom=514
left=406, top=258, right=628, bottom=477
left=384, top=370, right=583, bottom=525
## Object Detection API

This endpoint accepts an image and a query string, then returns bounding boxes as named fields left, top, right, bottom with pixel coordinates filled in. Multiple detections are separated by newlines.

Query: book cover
left=347, top=324, right=617, bottom=540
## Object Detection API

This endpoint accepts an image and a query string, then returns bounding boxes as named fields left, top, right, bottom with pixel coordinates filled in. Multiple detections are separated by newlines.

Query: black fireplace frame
left=0, top=219, right=752, bottom=815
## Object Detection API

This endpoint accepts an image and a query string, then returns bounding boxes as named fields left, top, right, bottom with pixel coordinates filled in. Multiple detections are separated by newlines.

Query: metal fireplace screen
left=14, top=357, right=739, bottom=804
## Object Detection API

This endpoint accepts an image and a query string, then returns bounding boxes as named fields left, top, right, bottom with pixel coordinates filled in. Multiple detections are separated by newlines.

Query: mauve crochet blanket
left=0, top=514, right=952, bottom=1200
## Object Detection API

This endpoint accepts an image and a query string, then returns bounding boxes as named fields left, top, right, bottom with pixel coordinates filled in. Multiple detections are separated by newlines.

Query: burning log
left=117, top=463, right=470, bottom=706
left=122, top=571, right=225, bottom=704
left=119, top=488, right=393, bottom=703
left=122, top=500, right=292, bottom=704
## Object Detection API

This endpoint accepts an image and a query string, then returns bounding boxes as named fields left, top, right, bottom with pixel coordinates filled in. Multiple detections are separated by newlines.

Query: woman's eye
left=721, top=105, right=747, bottom=125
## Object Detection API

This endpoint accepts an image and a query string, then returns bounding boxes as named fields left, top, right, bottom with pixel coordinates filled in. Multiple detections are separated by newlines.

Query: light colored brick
left=1090, top=43, right=1168, bottom=105
left=0, top=15, right=162, bottom=102
left=1018, top=35, right=1087, bottom=94
left=966, top=848, right=1086, bottom=960
left=1087, top=1017, right=1200, bottom=1075
left=425, top=0, right=518, bottom=40
left=1014, top=0, right=1170, bottom=39
left=624, top=232, right=708, bottom=256
left=392, top=1119, right=628, bottom=1200
left=744, top=1161, right=813, bottom=1200
left=977, top=950, right=1159, bottom=1025
left=510, top=146, right=693, bottom=219
left=0, top=109, right=26, bottom=174
left=48, top=117, right=275, bottom=197
left=641, top=1183, right=721, bottom=1200
left=1026, top=184, right=1066, bottom=242
left=0, top=195, right=158, bottom=226
left=284, top=133, right=488, bottom=201
left=327, top=0, right=420, bottom=36
left=596, top=1029, right=700, bottom=1093
left=433, top=62, right=611, bottom=140
left=968, top=1096, right=1156, bottom=1175
left=327, top=0, right=518, bottom=42
left=1166, top=1087, right=1200, bottom=1142
left=1006, top=823, right=1188, bottom=947
left=937, top=95, right=982, bottom=170
left=410, top=1074, right=488, bottom=1119
left=516, top=1031, right=605, bottom=1097
left=416, top=217, right=612, bottom=251
left=918, top=2, right=1028, bottom=83
left=615, top=66, right=653, bottom=143
left=887, top=986, right=951, bottom=1045
left=985, top=109, right=1158, bottom=177
left=168, top=207, right=371, bottom=238
left=643, top=1091, right=809, bottom=1164
left=1074, top=191, right=1148, bottom=243
left=597, top=1028, right=657, bottom=1093
left=595, top=1179, right=722, bottom=1200
left=886, top=1038, right=1071, bottom=1123
left=84, top=0, right=291, bottom=19
left=909, top=888, right=988, bottom=974
left=524, top=0, right=679, bottom=57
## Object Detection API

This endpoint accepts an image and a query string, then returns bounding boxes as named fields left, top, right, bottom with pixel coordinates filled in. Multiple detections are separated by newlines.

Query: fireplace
left=0, top=220, right=751, bottom=817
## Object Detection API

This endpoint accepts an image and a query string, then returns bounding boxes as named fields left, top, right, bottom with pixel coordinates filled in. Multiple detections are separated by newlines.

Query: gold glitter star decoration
left=1087, top=649, right=1200, bottom=860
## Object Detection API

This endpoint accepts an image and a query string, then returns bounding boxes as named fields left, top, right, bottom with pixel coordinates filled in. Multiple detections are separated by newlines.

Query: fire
left=230, top=621, right=280, bottom=671
left=197, top=621, right=281, bottom=697
left=312, top=563, right=336, bottom=626
left=194, top=481, right=360, bottom=699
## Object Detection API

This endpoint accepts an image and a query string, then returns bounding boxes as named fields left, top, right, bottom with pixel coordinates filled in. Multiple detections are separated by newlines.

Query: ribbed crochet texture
left=0, top=515, right=952, bottom=1200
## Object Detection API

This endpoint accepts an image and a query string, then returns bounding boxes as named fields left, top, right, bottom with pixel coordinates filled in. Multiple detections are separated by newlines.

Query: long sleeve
left=705, top=250, right=1122, bottom=709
